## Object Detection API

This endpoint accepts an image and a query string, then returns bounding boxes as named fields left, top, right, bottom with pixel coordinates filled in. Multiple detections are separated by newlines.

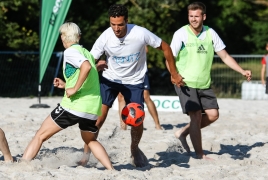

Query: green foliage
left=209, top=0, right=268, bottom=54
left=122, top=0, right=188, bottom=68
left=0, top=0, right=267, bottom=68
left=0, top=0, right=39, bottom=50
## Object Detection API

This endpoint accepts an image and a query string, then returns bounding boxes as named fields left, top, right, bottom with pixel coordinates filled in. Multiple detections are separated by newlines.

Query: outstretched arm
left=157, top=41, right=185, bottom=87
left=217, top=49, right=251, bottom=81
left=65, top=60, right=91, bottom=98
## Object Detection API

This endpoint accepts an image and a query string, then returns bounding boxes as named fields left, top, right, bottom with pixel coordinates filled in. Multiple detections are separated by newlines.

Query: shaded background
left=0, top=0, right=267, bottom=97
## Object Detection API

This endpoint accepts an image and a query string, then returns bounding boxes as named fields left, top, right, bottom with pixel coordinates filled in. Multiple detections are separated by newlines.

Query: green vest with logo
left=176, top=25, right=214, bottom=89
left=60, top=45, right=101, bottom=116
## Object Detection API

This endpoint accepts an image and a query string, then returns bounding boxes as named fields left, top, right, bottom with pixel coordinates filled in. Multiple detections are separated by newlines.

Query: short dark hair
left=188, top=2, right=206, bottom=15
left=108, top=4, right=128, bottom=20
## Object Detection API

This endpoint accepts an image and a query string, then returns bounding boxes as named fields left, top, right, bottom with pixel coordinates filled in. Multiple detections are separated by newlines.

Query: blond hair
left=59, top=22, right=81, bottom=43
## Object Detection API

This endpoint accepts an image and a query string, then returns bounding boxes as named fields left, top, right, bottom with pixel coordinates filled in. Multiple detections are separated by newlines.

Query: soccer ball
left=121, top=103, right=145, bottom=127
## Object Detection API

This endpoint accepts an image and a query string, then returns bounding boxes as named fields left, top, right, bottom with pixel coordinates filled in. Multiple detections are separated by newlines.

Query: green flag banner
left=40, top=0, right=72, bottom=83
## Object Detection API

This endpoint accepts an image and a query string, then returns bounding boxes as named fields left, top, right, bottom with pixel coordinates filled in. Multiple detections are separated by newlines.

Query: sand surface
left=0, top=97, right=268, bottom=180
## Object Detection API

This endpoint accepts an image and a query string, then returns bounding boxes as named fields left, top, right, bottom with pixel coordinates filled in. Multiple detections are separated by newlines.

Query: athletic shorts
left=50, top=104, right=98, bottom=133
left=143, top=72, right=150, bottom=90
left=100, top=76, right=144, bottom=108
left=265, top=77, right=268, bottom=94
left=174, top=86, right=219, bottom=114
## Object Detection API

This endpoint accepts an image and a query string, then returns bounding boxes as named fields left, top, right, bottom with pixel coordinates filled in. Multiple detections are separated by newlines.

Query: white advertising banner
left=112, top=95, right=182, bottom=112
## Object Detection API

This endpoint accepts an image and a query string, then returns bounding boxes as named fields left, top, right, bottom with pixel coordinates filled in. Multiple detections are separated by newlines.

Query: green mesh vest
left=60, top=45, right=101, bottom=116
left=176, top=25, right=214, bottom=89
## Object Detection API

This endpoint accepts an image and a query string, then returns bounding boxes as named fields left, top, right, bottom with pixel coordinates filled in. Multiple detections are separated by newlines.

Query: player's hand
left=96, top=60, right=108, bottom=71
left=65, top=88, right=76, bottom=98
left=261, top=80, right=266, bottom=86
left=242, top=70, right=251, bottom=81
left=171, top=73, right=185, bottom=87
left=53, top=78, right=65, bottom=89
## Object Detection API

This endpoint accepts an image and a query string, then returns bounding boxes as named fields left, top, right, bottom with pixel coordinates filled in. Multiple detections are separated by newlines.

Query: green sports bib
left=176, top=25, right=214, bottom=89
left=60, top=45, right=101, bottom=116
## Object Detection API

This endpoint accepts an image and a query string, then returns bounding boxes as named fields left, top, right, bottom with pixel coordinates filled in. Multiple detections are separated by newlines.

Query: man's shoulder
left=100, top=27, right=114, bottom=36
left=64, top=47, right=80, bottom=55
left=173, top=26, right=187, bottom=36
left=128, top=24, right=147, bottom=32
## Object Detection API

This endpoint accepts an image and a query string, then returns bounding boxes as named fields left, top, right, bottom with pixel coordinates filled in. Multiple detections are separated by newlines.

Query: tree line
left=0, top=0, right=268, bottom=69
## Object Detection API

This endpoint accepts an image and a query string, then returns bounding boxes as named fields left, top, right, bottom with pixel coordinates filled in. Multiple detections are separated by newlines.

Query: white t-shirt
left=170, top=25, right=226, bottom=57
left=63, top=46, right=88, bottom=70
left=90, top=24, right=162, bottom=85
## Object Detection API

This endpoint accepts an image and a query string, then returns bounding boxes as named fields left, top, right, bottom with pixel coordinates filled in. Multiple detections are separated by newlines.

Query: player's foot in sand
left=196, top=154, right=214, bottom=160
left=76, top=153, right=90, bottom=166
left=4, top=155, right=14, bottom=163
left=174, top=129, right=190, bottom=153
left=131, top=147, right=148, bottom=167
left=120, top=121, right=127, bottom=130
left=155, top=125, right=163, bottom=130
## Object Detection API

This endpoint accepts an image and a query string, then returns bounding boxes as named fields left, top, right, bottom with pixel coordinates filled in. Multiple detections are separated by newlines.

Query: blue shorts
left=143, top=72, right=150, bottom=90
left=100, top=76, right=144, bottom=108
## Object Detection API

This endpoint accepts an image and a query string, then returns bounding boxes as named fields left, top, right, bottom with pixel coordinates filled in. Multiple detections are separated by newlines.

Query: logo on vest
left=197, top=44, right=207, bottom=54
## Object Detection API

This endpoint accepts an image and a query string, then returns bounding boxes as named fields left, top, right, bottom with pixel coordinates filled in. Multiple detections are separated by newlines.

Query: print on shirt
left=65, top=62, right=77, bottom=78
left=197, top=44, right=207, bottom=54
left=112, top=52, right=140, bottom=64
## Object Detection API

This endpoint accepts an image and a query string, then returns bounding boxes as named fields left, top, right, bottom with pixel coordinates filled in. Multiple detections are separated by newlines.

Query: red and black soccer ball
left=121, top=103, right=145, bottom=127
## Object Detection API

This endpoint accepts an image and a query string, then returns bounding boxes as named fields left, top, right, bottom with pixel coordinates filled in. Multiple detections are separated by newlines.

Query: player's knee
left=144, top=96, right=151, bottom=103
left=208, top=111, right=219, bottom=122
left=35, top=131, right=50, bottom=142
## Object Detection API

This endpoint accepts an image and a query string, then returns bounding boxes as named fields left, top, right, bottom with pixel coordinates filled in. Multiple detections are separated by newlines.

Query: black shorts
left=50, top=104, right=98, bottom=133
left=174, top=86, right=219, bottom=114
left=100, top=76, right=144, bottom=108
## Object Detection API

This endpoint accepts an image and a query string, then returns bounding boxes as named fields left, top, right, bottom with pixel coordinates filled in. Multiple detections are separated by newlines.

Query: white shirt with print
left=90, top=24, right=162, bottom=85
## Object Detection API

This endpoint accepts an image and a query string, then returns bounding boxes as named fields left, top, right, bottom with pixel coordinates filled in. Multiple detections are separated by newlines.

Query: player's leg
left=188, top=110, right=206, bottom=158
left=77, top=104, right=110, bottom=166
left=175, top=87, right=219, bottom=157
left=122, top=83, right=148, bottom=167
left=0, top=128, right=13, bottom=162
left=22, top=115, right=62, bottom=160
left=143, top=90, right=162, bottom=130
left=78, top=77, right=118, bottom=166
left=173, top=86, right=201, bottom=153
left=79, top=119, right=113, bottom=170
left=117, top=93, right=127, bottom=130
left=143, top=72, right=162, bottom=130
left=265, top=77, right=268, bottom=94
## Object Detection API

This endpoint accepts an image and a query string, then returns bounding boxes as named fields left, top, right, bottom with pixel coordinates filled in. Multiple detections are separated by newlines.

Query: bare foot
left=76, top=153, right=90, bottom=166
left=155, top=125, right=163, bottom=130
left=197, top=154, right=214, bottom=160
left=174, top=129, right=190, bottom=153
left=4, top=155, right=14, bottom=163
left=120, top=120, right=127, bottom=130
left=131, top=148, right=148, bottom=167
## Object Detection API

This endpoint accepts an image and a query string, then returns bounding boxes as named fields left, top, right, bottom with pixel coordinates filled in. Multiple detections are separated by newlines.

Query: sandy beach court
left=0, top=97, right=268, bottom=179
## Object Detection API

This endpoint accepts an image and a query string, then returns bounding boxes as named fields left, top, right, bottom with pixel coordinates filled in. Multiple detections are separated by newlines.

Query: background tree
left=1, top=0, right=268, bottom=62
left=0, top=0, right=39, bottom=50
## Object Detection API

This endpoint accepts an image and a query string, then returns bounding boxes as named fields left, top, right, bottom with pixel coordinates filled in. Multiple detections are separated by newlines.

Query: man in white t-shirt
left=79, top=4, right=184, bottom=167
left=168, top=2, right=251, bottom=160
